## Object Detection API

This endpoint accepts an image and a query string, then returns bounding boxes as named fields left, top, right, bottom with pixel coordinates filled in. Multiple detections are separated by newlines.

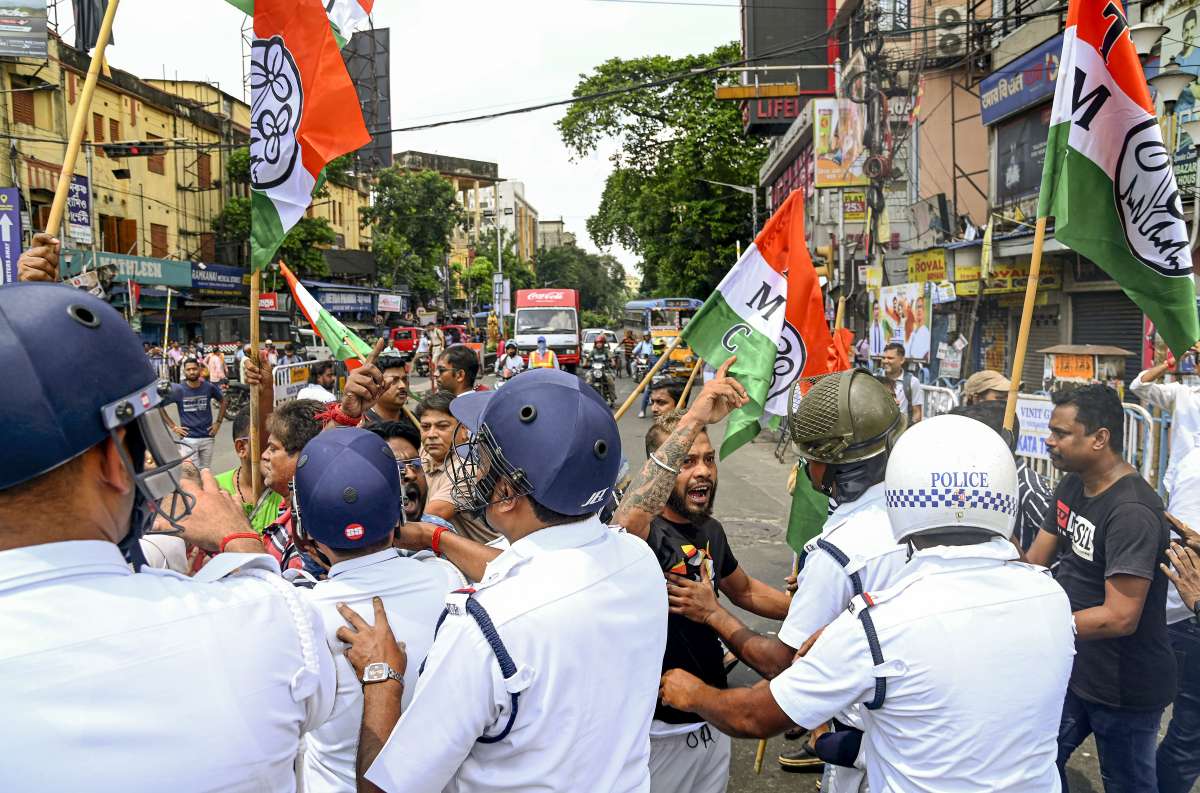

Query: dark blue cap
left=293, top=429, right=400, bottom=549
left=450, top=368, right=621, bottom=516
left=0, top=283, right=157, bottom=490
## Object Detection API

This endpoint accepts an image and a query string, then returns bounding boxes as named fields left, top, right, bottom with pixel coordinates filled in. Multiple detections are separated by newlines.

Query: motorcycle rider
left=589, top=333, right=617, bottom=403
left=495, top=340, right=525, bottom=384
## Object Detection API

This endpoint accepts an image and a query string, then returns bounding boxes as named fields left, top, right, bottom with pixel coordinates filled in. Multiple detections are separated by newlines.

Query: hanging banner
left=0, top=0, right=48, bottom=59
left=956, top=258, right=1061, bottom=296
left=813, top=97, right=868, bottom=187
left=869, top=281, right=933, bottom=361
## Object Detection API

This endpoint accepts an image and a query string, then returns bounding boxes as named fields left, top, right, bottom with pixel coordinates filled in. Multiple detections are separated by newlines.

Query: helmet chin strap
left=829, top=454, right=888, bottom=504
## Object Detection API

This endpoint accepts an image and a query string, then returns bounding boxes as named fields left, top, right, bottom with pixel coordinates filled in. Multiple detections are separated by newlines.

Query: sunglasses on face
left=395, top=456, right=423, bottom=473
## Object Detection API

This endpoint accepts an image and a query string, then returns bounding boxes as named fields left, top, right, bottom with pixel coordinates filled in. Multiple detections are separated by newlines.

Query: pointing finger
left=715, top=356, right=737, bottom=380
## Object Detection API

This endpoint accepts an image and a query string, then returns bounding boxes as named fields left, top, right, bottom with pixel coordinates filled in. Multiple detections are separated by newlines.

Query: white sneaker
left=638, top=410, right=645, bottom=418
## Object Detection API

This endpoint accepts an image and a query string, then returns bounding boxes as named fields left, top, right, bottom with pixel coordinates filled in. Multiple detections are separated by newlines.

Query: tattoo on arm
left=614, top=416, right=704, bottom=539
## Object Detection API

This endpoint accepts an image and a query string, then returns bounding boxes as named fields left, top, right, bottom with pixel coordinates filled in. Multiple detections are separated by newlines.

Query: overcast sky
left=65, top=0, right=739, bottom=275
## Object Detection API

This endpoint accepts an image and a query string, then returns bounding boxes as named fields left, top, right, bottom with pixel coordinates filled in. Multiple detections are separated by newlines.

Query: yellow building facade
left=0, top=34, right=247, bottom=264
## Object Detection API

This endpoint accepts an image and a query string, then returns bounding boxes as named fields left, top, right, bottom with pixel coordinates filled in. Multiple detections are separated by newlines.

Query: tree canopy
left=557, top=42, right=767, bottom=298
left=533, top=244, right=628, bottom=321
left=362, top=168, right=464, bottom=300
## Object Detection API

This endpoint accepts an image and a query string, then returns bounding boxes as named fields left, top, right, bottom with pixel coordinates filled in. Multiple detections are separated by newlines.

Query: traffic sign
left=0, top=188, right=22, bottom=285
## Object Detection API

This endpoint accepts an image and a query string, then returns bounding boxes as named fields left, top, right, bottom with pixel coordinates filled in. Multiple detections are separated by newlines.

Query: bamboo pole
left=249, top=271, right=263, bottom=500
left=678, top=357, right=704, bottom=409
left=44, top=0, right=119, bottom=238
left=1002, top=216, right=1048, bottom=433
left=613, top=336, right=681, bottom=421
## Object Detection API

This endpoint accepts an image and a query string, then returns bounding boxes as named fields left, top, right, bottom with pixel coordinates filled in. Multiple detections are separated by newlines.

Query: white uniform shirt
left=1129, top=370, right=1200, bottom=495
left=770, top=538, right=1075, bottom=793
left=495, top=354, right=525, bottom=376
left=1164, top=447, right=1200, bottom=624
left=778, top=483, right=910, bottom=649
left=365, top=517, right=668, bottom=793
left=301, top=549, right=466, bottom=793
left=0, top=541, right=336, bottom=791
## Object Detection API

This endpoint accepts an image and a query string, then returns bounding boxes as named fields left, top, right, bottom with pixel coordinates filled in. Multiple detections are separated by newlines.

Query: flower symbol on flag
left=250, top=35, right=304, bottom=191
left=767, top=320, right=807, bottom=403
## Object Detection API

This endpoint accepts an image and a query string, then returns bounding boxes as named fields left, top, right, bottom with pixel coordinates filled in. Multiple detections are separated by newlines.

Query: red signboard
left=514, top=288, right=578, bottom=307
left=259, top=292, right=278, bottom=311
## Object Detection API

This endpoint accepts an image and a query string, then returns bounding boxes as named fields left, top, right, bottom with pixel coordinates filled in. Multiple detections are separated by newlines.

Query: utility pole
left=495, top=218, right=504, bottom=327
left=85, top=142, right=97, bottom=271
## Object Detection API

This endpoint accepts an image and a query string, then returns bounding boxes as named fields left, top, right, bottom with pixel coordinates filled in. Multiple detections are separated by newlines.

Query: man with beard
left=366, top=419, right=449, bottom=529
left=297, top=360, right=339, bottom=403
left=634, top=408, right=792, bottom=793
left=363, top=353, right=411, bottom=426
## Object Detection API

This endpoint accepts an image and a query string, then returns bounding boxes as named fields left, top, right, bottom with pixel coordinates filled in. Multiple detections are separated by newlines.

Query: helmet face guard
left=448, top=423, right=534, bottom=518
left=100, top=380, right=195, bottom=567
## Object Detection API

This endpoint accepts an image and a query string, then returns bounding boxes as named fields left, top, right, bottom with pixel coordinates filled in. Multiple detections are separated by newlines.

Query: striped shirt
left=1015, top=461, right=1052, bottom=551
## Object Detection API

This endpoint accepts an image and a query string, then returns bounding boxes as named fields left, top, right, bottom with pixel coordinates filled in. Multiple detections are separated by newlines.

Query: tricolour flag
left=226, top=0, right=371, bottom=45
left=1039, top=0, right=1200, bottom=356
left=681, top=190, right=835, bottom=457
left=279, top=261, right=372, bottom=368
left=250, top=0, right=370, bottom=271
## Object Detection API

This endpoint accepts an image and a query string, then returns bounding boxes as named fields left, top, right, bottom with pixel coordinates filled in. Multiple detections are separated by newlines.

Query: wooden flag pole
left=678, top=358, right=704, bottom=409
left=613, top=336, right=681, bottom=421
left=45, top=0, right=120, bottom=239
left=249, top=270, right=263, bottom=500
left=1002, top=215, right=1048, bottom=433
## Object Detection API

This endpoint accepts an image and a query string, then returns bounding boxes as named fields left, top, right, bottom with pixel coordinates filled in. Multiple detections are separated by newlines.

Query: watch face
left=364, top=662, right=388, bottom=682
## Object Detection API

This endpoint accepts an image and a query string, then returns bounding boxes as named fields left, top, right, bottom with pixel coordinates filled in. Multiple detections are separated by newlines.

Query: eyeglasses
left=395, top=456, right=423, bottom=473
left=436, top=366, right=458, bottom=375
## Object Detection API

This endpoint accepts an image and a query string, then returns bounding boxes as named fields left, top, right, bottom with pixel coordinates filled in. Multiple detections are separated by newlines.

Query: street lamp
left=696, top=178, right=760, bottom=235
left=1148, top=58, right=1197, bottom=154
left=1129, top=23, right=1169, bottom=58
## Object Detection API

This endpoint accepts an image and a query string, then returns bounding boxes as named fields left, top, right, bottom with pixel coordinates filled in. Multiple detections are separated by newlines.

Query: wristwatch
left=362, top=662, right=404, bottom=686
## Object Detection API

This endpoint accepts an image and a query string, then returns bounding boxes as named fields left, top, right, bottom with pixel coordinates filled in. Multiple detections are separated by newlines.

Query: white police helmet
left=884, top=414, right=1017, bottom=543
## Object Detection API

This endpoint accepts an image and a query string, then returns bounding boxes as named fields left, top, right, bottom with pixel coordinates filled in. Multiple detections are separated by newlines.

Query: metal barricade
left=273, top=361, right=313, bottom=406
left=1122, top=402, right=1156, bottom=486
left=920, top=385, right=959, bottom=418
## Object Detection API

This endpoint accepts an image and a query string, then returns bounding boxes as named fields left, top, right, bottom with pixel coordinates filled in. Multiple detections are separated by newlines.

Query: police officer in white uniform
left=659, top=415, right=1077, bottom=792
left=0, top=284, right=338, bottom=790
left=355, top=368, right=668, bottom=793
left=291, top=428, right=465, bottom=793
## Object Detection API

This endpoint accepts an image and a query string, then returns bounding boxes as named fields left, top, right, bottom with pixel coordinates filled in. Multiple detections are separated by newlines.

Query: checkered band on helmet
left=885, top=488, right=1017, bottom=516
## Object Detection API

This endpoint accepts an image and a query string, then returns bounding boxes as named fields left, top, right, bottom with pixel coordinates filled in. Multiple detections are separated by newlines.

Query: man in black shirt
left=1027, top=384, right=1175, bottom=793
left=624, top=407, right=791, bottom=793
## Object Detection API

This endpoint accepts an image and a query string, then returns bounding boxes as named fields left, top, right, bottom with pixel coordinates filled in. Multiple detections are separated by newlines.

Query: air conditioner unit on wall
left=935, top=5, right=968, bottom=58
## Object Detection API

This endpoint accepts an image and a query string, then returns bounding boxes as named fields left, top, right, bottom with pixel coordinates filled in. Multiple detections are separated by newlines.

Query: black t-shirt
left=1045, top=472, right=1176, bottom=709
left=647, top=515, right=739, bottom=724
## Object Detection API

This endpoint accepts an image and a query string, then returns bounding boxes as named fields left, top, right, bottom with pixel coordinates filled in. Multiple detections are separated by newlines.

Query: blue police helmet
left=450, top=368, right=621, bottom=516
left=0, top=283, right=158, bottom=490
left=293, top=428, right=401, bottom=550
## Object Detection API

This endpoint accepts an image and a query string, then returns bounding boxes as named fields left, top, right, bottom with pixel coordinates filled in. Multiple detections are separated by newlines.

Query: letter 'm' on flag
left=681, top=191, right=834, bottom=458
left=1038, top=0, right=1200, bottom=356
left=250, top=0, right=371, bottom=271
left=278, top=261, right=372, bottom=367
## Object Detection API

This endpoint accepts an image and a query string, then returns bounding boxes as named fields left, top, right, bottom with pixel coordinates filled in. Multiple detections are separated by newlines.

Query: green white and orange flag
left=1039, top=0, right=1200, bottom=355
left=681, top=190, right=835, bottom=457
left=278, top=261, right=372, bottom=368
left=250, top=0, right=370, bottom=271
left=226, top=0, right=373, bottom=45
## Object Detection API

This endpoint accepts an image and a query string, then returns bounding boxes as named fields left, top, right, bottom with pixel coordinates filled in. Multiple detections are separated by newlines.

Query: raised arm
left=614, top=357, right=748, bottom=540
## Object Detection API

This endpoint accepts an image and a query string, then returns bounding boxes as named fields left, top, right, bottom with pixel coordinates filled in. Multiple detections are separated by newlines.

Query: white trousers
left=648, top=723, right=731, bottom=793
left=178, top=436, right=215, bottom=470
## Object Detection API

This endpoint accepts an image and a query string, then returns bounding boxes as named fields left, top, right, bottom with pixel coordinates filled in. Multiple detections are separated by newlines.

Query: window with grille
left=109, top=118, right=120, bottom=144
left=93, top=113, right=104, bottom=143
left=147, top=132, right=165, bottom=175
left=198, top=152, right=211, bottom=189
left=150, top=223, right=168, bottom=258
left=11, top=80, right=34, bottom=126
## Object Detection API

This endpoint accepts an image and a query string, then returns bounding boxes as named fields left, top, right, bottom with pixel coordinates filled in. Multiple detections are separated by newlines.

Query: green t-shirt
left=215, top=467, right=283, bottom=535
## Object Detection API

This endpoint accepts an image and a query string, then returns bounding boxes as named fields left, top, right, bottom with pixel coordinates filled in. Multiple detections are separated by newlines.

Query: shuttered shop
left=1022, top=304, right=1061, bottom=390
left=1070, top=291, right=1143, bottom=384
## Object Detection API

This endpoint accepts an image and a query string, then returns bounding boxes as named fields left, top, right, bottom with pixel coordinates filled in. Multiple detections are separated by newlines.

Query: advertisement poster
left=1016, top=395, right=1053, bottom=460
left=0, top=0, right=48, bottom=59
left=843, top=190, right=866, bottom=221
left=868, top=282, right=933, bottom=361
left=995, top=104, right=1051, bottom=206
left=1154, top=0, right=1200, bottom=117
left=0, top=187, right=20, bottom=285
left=906, top=248, right=947, bottom=282
left=813, top=97, right=868, bottom=188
